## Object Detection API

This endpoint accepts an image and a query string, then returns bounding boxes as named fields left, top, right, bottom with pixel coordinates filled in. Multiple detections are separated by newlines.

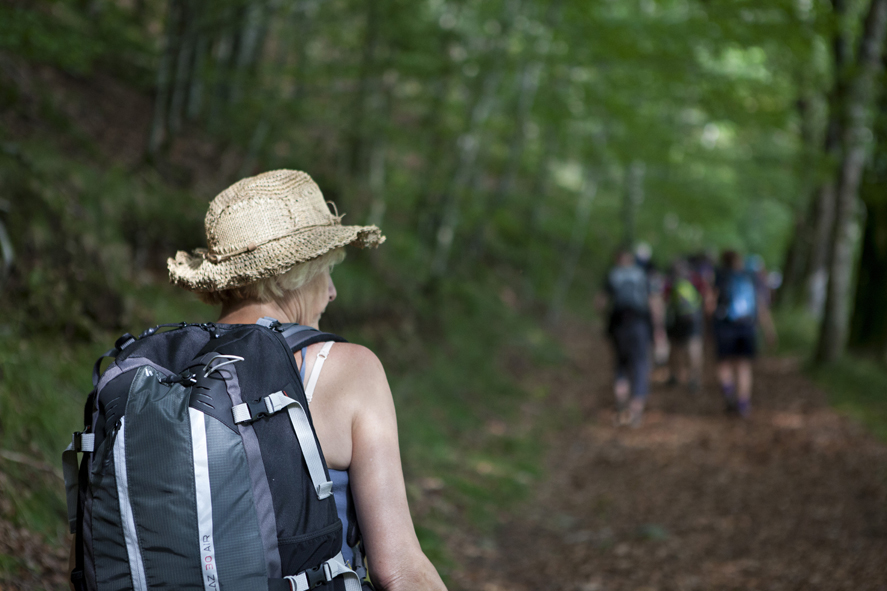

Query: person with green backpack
left=665, top=259, right=704, bottom=393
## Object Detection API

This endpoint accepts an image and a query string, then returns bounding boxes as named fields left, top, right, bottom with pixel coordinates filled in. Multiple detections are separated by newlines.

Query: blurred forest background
left=2, top=0, right=887, bottom=587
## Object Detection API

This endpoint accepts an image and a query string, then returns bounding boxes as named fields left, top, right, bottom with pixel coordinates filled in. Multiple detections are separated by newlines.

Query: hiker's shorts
left=667, top=312, right=703, bottom=344
left=713, top=319, right=757, bottom=360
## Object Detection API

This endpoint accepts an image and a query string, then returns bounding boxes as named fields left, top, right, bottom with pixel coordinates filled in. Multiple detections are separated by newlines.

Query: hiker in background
left=635, top=243, right=669, bottom=367
left=600, top=248, right=661, bottom=426
left=712, top=250, right=777, bottom=418
left=168, top=171, right=447, bottom=591
left=665, top=259, right=704, bottom=393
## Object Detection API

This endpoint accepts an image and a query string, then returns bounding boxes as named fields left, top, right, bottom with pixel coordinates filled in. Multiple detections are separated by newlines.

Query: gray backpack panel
left=204, top=415, right=268, bottom=588
left=609, top=265, right=649, bottom=313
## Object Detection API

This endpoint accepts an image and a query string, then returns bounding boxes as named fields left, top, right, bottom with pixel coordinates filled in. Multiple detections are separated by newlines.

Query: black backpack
left=63, top=318, right=365, bottom=591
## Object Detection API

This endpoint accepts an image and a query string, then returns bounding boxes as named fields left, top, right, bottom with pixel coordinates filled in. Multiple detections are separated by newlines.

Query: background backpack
left=669, top=278, right=702, bottom=319
left=608, top=264, right=650, bottom=314
left=63, top=319, right=363, bottom=591
left=721, top=272, right=758, bottom=322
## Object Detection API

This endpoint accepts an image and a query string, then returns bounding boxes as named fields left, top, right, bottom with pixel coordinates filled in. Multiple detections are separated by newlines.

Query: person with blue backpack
left=66, top=170, right=448, bottom=591
left=712, top=250, right=777, bottom=418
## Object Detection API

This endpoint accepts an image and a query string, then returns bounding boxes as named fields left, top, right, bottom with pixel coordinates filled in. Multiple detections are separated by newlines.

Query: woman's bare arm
left=325, top=345, right=447, bottom=591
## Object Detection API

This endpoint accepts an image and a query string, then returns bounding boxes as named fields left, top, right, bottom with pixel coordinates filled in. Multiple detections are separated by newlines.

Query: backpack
left=669, top=278, right=702, bottom=319
left=62, top=318, right=365, bottom=591
left=608, top=264, right=649, bottom=314
left=721, top=272, right=758, bottom=322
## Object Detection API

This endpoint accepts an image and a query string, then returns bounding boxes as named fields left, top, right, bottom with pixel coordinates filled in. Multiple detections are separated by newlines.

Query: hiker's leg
left=687, top=334, right=704, bottom=390
left=716, top=361, right=734, bottom=391
left=627, top=320, right=651, bottom=424
left=733, top=323, right=757, bottom=416
left=611, top=330, right=631, bottom=409
left=736, top=358, right=753, bottom=415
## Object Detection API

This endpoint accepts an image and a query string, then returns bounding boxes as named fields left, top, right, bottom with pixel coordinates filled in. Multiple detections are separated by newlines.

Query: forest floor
left=3, top=319, right=887, bottom=590
left=447, top=320, right=887, bottom=591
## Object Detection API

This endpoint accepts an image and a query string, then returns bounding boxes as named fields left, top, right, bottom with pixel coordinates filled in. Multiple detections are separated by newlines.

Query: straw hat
left=167, top=170, right=384, bottom=292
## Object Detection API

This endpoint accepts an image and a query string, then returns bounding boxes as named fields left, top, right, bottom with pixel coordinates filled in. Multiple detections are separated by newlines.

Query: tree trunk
left=778, top=92, right=821, bottom=308
left=848, top=197, right=887, bottom=357
left=430, top=70, right=503, bottom=277
left=347, top=0, right=381, bottom=184
left=802, top=0, right=851, bottom=315
left=467, top=59, right=542, bottom=258
left=147, top=0, right=181, bottom=156
left=816, top=0, right=887, bottom=363
left=622, top=160, right=645, bottom=247
left=546, top=172, right=597, bottom=327
left=848, top=75, right=887, bottom=358
left=168, top=0, right=197, bottom=135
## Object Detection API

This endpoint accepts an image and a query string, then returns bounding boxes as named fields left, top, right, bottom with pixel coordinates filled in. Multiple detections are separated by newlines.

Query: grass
left=773, top=306, right=887, bottom=443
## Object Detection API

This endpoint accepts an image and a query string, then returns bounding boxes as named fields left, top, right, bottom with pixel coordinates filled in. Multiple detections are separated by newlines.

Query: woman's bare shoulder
left=322, top=342, right=389, bottom=397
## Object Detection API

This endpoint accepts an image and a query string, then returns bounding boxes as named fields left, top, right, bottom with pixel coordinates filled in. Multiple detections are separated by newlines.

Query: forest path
left=449, top=321, right=887, bottom=591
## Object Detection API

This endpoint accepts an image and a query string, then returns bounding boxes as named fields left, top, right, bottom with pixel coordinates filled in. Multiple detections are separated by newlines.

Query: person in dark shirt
left=599, top=248, right=662, bottom=426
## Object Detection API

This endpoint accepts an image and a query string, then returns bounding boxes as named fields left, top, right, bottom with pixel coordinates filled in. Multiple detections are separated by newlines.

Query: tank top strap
left=303, top=341, right=335, bottom=404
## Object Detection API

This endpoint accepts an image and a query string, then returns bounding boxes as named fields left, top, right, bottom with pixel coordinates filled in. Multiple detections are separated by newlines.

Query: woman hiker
left=167, top=170, right=448, bottom=591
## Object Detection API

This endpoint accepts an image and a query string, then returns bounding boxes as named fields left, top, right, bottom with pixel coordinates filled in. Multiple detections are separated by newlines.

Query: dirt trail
left=450, top=322, right=887, bottom=591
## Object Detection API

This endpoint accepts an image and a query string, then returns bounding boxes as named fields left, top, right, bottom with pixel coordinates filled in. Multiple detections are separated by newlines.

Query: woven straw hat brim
left=168, top=224, right=384, bottom=292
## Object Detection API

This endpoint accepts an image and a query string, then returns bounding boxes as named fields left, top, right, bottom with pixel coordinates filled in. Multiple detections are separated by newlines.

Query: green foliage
left=0, top=335, right=91, bottom=537
left=810, top=357, right=887, bottom=443
left=774, top=307, right=887, bottom=443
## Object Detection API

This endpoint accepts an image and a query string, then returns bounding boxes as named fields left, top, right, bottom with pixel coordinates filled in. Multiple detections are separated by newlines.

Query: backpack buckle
left=304, top=562, right=333, bottom=588
left=243, top=398, right=272, bottom=422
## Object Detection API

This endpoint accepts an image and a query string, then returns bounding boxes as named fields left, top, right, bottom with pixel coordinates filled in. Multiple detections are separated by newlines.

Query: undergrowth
left=773, top=307, right=887, bottom=443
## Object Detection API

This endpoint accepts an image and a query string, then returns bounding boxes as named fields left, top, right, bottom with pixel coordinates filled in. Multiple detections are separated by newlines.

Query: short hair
left=198, top=247, right=345, bottom=307
left=720, top=249, right=741, bottom=270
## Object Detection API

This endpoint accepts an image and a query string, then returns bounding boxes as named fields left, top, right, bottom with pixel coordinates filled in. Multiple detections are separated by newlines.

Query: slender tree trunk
left=347, top=0, right=380, bottom=183
left=799, top=0, right=851, bottom=314
left=779, top=92, right=821, bottom=307
left=147, top=0, right=181, bottom=156
left=186, top=33, right=208, bottom=121
left=169, top=0, right=196, bottom=135
left=467, top=59, right=542, bottom=257
left=430, top=71, right=503, bottom=277
left=848, top=197, right=887, bottom=357
left=848, top=75, right=887, bottom=358
left=816, top=0, right=887, bottom=363
left=622, top=161, right=645, bottom=247
left=546, top=172, right=597, bottom=327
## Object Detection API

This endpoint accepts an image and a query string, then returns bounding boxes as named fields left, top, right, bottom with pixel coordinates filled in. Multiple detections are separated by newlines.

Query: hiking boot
left=615, top=408, right=632, bottom=427
left=724, top=397, right=739, bottom=415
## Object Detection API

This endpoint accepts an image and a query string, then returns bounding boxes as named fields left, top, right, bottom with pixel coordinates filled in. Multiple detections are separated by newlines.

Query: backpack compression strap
left=272, top=552, right=361, bottom=591
left=256, top=317, right=348, bottom=351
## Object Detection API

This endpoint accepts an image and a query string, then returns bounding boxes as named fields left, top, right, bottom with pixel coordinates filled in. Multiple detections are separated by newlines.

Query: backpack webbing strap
left=62, top=432, right=95, bottom=533
left=282, top=552, right=362, bottom=591
left=232, top=391, right=296, bottom=424
left=231, top=391, right=333, bottom=500
left=286, top=400, right=334, bottom=499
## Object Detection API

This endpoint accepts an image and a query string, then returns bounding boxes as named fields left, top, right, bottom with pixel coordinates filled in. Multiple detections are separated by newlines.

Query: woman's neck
left=218, top=297, right=314, bottom=328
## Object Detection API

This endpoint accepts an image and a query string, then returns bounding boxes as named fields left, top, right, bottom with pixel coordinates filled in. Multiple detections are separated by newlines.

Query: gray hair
left=198, top=247, right=345, bottom=306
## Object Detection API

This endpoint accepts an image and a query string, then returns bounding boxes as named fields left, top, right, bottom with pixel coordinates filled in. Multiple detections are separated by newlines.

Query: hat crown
left=205, top=170, right=336, bottom=256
